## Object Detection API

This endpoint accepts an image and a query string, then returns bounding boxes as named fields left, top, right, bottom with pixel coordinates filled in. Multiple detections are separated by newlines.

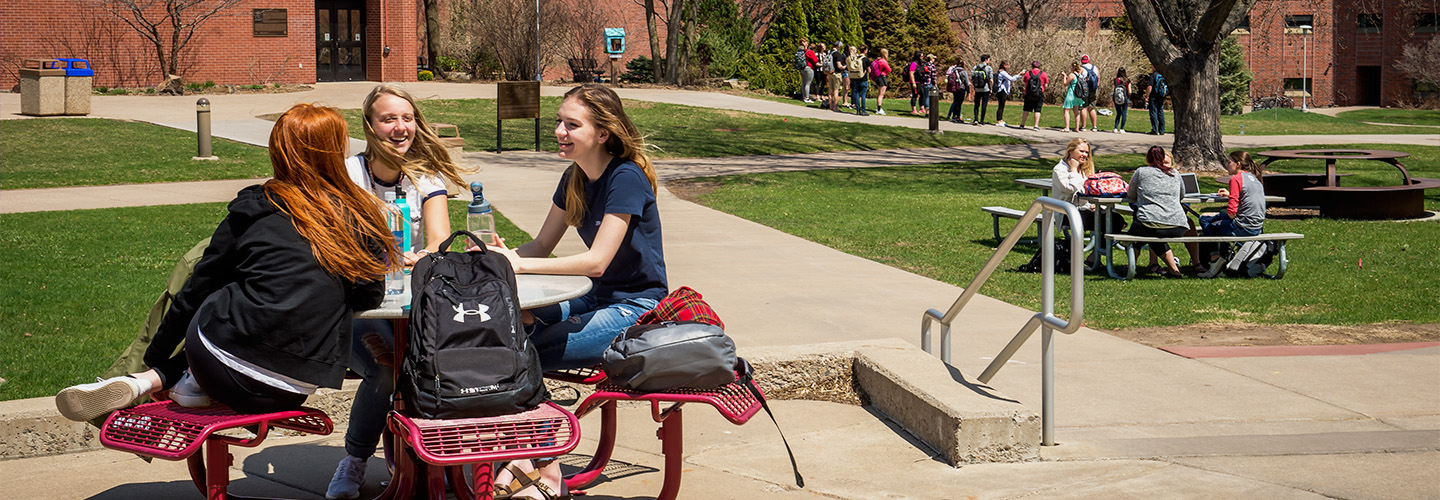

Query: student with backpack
left=1112, top=68, right=1131, bottom=133
left=848, top=45, right=871, bottom=116
left=797, top=39, right=816, bottom=103
left=907, top=52, right=923, bottom=114
left=1197, top=151, right=1268, bottom=278
left=485, top=84, right=668, bottom=499
left=945, top=57, right=969, bottom=123
left=821, top=43, right=842, bottom=112
left=1062, top=61, right=1086, bottom=132
left=1018, top=60, right=1048, bottom=131
left=1079, top=55, right=1101, bottom=132
left=1146, top=66, right=1168, bottom=134
left=971, top=54, right=994, bottom=125
left=55, top=104, right=392, bottom=425
left=993, top=60, right=1023, bottom=128
left=871, top=48, right=893, bottom=115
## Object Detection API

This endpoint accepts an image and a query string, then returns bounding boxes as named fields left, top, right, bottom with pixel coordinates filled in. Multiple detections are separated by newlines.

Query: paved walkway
left=1, top=84, right=1437, bottom=499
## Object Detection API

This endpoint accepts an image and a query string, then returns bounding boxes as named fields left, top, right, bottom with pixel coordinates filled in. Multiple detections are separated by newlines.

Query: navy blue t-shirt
left=552, top=157, right=667, bottom=301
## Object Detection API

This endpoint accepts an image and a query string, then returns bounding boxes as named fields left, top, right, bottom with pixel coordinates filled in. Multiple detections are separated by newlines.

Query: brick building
left=1059, top=0, right=1438, bottom=107
left=1, top=0, right=420, bottom=90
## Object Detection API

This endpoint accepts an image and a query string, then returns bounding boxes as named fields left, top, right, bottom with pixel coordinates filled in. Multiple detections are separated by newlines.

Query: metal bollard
left=928, top=90, right=940, bottom=133
left=195, top=98, right=217, bottom=160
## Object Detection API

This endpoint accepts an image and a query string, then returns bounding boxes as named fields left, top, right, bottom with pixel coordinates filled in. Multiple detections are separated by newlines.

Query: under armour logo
left=452, top=302, right=491, bottom=323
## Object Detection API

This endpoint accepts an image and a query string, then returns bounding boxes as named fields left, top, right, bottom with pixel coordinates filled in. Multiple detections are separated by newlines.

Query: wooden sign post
left=496, top=81, right=542, bottom=153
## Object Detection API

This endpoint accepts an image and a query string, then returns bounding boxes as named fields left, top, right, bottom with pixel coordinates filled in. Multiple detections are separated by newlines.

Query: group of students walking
left=795, top=44, right=1172, bottom=135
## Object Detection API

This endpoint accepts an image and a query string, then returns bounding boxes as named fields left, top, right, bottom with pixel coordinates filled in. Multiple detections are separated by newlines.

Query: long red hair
left=265, top=104, right=397, bottom=281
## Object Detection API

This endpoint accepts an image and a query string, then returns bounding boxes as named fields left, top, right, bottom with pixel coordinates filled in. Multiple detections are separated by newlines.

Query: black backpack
left=793, top=50, right=807, bottom=70
left=400, top=231, right=546, bottom=419
left=1072, top=73, right=1090, bottom=101
left=1025, top=70, right=1044, bottom=97
left=1017, top=237, right=1072, bottom=274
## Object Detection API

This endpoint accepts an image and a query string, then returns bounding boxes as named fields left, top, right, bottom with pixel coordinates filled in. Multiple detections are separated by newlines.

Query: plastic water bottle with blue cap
left=468, top=181, right=497, bottom=247
left=383, top=190, right=406, bottom=295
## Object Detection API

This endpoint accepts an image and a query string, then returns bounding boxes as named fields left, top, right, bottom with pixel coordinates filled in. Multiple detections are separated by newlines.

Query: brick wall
left=1, top=0, right=416, bottom=91
left=1332, top=0, right=1438, bottom=106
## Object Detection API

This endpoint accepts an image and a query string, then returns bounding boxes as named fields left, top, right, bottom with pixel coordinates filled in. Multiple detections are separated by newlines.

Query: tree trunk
left=1169, top=51, right=1227, bottom=171
left=664, top=0, right=683, bottom=84
left=646, top=0, right=661, bottom=83
left=678, top=0, right=698, bottom=84
left=424, top=0, right=442, bottom=74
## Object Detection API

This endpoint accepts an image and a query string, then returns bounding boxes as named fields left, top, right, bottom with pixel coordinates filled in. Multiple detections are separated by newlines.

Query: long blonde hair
left=1064, top=138, right=1095, bottom=176
left=360, top=83, right=471, bottom=188
left=560, top=84, right=658, bottom=228
left=265, top=104, right=396, bottom=281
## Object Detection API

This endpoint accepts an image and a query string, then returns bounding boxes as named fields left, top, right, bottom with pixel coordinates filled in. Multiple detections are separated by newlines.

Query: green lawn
left=1335, top=108, right=1440, bottom=127
left=752, top=91, right=1439, bottom=135
left=0, top=119, right=274, bottom=190
left=334, top=96, right=1021, bottom=157
left=0, top=202, right=533, bottom=401
left=673, top=143, right=1440, bottom=331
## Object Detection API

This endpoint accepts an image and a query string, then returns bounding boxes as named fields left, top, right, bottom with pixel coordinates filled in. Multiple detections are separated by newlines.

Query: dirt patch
left=90, top=84, right=313, bottom=96
left=1106, top=322, right=1440, bottom=348
left=665, top=178, right=723, bottom=201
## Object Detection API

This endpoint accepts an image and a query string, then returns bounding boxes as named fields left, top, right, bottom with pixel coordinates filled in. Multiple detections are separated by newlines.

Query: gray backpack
left=602, top=321, right=737, bottom=392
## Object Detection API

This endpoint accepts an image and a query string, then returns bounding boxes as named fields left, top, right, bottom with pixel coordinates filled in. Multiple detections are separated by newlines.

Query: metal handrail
left=920, top=196, right=1084, bottom=446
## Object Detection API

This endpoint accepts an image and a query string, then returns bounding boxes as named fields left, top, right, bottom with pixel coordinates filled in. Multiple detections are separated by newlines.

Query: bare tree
left=84, top=0, right=241, bottom=90
left=1395, top=36, right=1440, bottom=95
left=471, top=0, right=568, bottom=80
left=1123, top=0, right=1255, bottom=172
left=42, top=4, right=151, bottom=87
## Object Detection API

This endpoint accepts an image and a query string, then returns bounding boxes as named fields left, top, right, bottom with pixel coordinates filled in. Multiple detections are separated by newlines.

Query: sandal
left=508, top=479, right=571, bottom=500
left=493, top=462, right=542, bottom=500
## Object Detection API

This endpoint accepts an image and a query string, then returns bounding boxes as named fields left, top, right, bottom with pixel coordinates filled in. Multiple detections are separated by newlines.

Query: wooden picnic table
left=1257, top=149, right=1440, bottom=219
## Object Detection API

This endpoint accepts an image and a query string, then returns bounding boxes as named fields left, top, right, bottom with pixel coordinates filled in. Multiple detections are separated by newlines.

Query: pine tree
left=809, top=0, right=845, bottom=47
left=839, top=0, right=865, bottom=47
left=760, top=0, right=810, bottom=66
left=905, top=0, right=958, bottom=59
left=1218, top=36, right=1252, bottom=115
left=862, top=0, right=910, bottom=57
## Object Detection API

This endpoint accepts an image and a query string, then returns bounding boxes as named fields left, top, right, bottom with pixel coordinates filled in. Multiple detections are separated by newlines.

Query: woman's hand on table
left=1216, top=188, right=1230, bottom=198
left=485, top=240, right=524, bottom=274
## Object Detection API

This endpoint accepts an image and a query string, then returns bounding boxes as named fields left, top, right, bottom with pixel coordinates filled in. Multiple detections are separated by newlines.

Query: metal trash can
left=19, top=59, right=65, bottom=116
left=57, top=58, right=93, bottom=115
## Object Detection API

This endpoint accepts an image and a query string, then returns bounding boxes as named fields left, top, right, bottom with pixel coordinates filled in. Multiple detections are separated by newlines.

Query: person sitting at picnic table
left=328, top=83, right=472, bottom=500
left=484, top=83, right=667, bottom=500
left=1196, top=150, right=1267, bottom=278
left=1124, top=146, right=1188, bottom=278
left=54, top=103, right=392, bottom=422
left=1050, top=138, right=1123, bottom=264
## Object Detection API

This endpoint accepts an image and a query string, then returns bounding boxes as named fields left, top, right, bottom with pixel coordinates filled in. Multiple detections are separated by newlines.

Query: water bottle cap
left=383, top=190, right=396, bottom=202
left=394, top=186, right=406, bottom=199
left=468, top=181, right=491, bottom=214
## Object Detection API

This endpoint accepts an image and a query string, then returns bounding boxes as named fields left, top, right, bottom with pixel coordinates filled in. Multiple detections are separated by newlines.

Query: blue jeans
left=947, top=91, right=965, bottom=120
left=344, top=318, right=395, bottom=459
left=1114, top=104, right=1128, bottom=130
left=920, top=84, right=934, bottom=109
left=851, top=79, right=869, bottom=113
left=528, top=294, right=658, bottom=371
left=1199, top=212, right=1261, bottom=260
left=1148, top=99, right=1165, bottom=133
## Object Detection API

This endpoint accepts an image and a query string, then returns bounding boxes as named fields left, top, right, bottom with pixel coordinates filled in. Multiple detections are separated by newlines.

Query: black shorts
left=1023, top=98, right=1043, bottom=112
left=873, top=75, right=888, bottom=87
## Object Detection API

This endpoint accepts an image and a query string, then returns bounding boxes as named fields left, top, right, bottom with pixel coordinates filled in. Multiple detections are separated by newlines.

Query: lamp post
left=534, top=0, right=541, bottom=82
left=1300, top=24, right=1312, bottom=111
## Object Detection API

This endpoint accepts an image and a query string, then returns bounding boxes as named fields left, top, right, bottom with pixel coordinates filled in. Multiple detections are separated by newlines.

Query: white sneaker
left=1119, top=129, right=1127, bottom=134
left=803, top=99, right=813, bottom=103
left=326, top=456, right=368, bottom=500
left=55, top=376, right=149, bottom=422
left=1031, top=126, right=1040, bottom=131
left=170, top=371, right=211, bottom=407
left=996, top=121, right=1008, bottom=127
left=1091, top=127, right=1099, bottom=132
left=876, top=108, right=885, bottom=115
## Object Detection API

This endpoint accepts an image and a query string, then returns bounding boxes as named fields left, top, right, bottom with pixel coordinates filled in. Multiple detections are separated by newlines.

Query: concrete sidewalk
left=1, top=85, right=1437, bottom=499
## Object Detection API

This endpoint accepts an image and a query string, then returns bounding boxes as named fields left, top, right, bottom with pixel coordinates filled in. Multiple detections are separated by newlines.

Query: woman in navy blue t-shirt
left=486, top=82, right=668, bottom=500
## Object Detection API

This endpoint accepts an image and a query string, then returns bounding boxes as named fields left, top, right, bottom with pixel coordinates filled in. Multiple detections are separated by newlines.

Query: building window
left=1417, top=12, right=1437, bottom=33
left=1417, top=81, right=1438, bottom=101
left=1234, top=15, right=1250, bottom=34
left=1283, top=78, right=1313, bottom=97
left=1285, top=14, right=1314, bottom=34
left=1358, top=14, right=1381, bottom=33
left=1099, top=17, right=1115, bottom=32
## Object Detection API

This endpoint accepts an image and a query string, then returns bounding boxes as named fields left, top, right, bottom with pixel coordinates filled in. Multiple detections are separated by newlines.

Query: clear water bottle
left=467, top=181, right=496, bottom=247
left=383, top=191, right=405, bottom=295
left=393, top=187, right=412, bottom=252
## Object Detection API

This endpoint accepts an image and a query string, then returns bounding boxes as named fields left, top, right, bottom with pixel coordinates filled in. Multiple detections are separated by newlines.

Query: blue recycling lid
left=56, top=58, right=94, bottom=77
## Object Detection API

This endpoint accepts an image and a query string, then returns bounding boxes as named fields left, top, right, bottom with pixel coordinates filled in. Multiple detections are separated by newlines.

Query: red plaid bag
left=635, top=286, right=724, bottom=329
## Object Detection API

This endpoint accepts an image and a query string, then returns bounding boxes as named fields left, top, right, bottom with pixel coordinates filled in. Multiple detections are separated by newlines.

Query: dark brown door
left=1356, top=66, right=1381, bottom=106
left=316, top=0, right=365, bottom=82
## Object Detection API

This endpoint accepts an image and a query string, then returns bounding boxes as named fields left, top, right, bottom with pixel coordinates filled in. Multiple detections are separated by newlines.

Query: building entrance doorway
left=316, top=0, right=365, bottom=82
left=1356, top=66, right=1381, bottom=106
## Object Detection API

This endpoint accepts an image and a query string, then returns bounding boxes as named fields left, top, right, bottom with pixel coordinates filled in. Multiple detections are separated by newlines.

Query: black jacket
left=145, top=185, right=384, bottom=388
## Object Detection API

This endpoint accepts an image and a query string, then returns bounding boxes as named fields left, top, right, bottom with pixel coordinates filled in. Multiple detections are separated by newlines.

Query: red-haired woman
left=56, top=104, right=394, bottom=421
